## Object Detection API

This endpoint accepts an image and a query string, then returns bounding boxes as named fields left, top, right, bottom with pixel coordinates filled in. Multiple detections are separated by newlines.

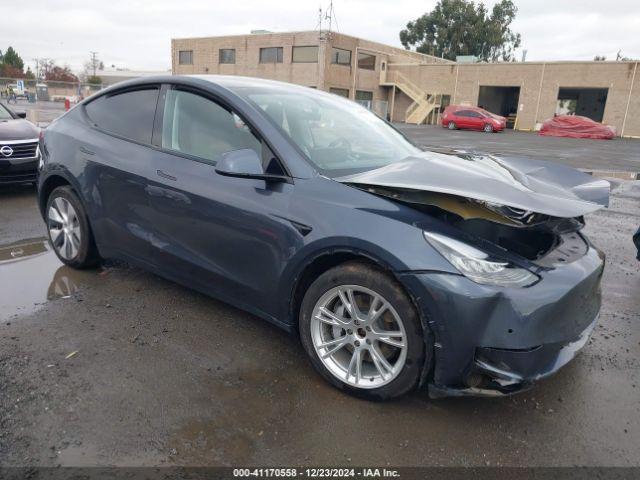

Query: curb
left=581, top=169, right=640, bottom=180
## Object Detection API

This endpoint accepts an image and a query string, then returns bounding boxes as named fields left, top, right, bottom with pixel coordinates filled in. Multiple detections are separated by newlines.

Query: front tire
left=483, top=123, right=494, bottom=133
left=46, top=186, right=100, bottom=269
left=448, top=121, right=457, bottom=130
left=299, top=261, right=429, bottom=400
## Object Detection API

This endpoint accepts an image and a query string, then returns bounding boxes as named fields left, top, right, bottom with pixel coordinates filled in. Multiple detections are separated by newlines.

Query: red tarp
left=538, top=115, right=616, bottom=139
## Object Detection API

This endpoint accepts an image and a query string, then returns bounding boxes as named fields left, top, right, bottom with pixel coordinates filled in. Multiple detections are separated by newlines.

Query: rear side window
left=161, top=89, right=261, bottom=164
left=85, top=87, right=159, bottom=144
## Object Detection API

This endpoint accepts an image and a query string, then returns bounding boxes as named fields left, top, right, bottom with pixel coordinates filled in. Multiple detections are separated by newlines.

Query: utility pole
left=90, top=51, right=99, bottom=77
left=32, top=58, right=39, bottom=80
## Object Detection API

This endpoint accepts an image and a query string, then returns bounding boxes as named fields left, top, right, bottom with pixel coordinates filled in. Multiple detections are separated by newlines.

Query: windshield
left=232, top=85, right=421, bottom=177
left=0, top=104, right=13, bottom=120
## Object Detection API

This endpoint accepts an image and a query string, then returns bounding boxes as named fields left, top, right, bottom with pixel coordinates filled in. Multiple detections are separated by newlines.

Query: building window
left=355, top=91, right=373, bottom=101
left=259, top=47, right=283, bottom=63
left=219, top=49, right=236, bottom=64
left=292, top=46, right=319, bottom=63
left=355, top=90, right=373, bottom=109
left=178, top=50, right=193, bottom=65
left=330, top=47, right=351, bottom=66
left=358, top=52, right=375, bottom=70
left=329, top=87, right=350, bottom=98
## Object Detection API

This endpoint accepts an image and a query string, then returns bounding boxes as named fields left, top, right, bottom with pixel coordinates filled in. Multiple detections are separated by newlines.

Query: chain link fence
left=0, top=77, right=104, bottom=103
left=1, top=77, right=106, bottom=127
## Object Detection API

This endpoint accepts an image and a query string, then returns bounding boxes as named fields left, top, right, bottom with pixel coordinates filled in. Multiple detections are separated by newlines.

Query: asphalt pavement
left=396, top=124, right=640, bottom=174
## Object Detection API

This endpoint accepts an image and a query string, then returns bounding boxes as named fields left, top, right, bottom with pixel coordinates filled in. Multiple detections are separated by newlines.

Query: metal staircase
left=381, top=71, right=442, bottom=125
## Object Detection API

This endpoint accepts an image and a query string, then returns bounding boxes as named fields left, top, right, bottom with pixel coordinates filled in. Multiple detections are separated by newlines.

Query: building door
left=556, top=88, right=608, bottom=122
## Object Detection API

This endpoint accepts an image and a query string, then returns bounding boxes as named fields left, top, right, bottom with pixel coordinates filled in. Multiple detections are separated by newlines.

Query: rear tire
left=46, top=186, right=100, bottom=269
left=299, top=261, right=430, bottom=400
left=448, top=121, right=457, bottom=130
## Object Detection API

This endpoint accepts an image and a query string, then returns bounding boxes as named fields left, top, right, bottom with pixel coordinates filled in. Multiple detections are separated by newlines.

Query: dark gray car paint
left=37, top=75, right=606, bottom=397
left=338, top=153, right=610, bottom=218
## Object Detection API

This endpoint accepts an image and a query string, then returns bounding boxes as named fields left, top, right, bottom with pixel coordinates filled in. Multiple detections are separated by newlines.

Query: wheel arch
left=38, top=173, right=74, bottom=218
left=286, top=244, right=417, bottom=333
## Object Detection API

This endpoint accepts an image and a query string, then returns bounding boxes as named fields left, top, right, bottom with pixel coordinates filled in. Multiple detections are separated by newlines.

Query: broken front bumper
left=399, top=244, right=604, bottom=398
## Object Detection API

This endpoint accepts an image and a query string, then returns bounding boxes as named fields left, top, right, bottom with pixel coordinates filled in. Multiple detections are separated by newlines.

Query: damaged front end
left=338, top=150, right=609, bottom=267
left=352, top=185, right=587, bottom=264
left=338, top=150, right=609, bottom=397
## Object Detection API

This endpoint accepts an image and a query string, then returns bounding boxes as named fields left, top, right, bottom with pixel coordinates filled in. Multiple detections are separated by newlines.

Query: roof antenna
left=324, top=0, right=338, bottom=33
left=317, top=5, right=324, bottom=40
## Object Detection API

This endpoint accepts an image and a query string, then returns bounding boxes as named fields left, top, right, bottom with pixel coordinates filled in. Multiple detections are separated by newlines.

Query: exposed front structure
left=172, top=31, right=640, bottom=137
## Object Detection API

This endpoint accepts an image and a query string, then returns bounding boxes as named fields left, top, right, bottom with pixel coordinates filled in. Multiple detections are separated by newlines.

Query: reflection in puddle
left=0, top=237, right=89, bottom=319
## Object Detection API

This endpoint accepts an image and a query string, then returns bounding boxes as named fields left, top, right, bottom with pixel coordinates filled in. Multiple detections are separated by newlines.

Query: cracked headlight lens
left=424, top=231, right=539, bottom=288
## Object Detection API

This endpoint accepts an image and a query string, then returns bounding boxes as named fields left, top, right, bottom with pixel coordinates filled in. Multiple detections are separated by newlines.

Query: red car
left=441, top=106, right=506, bottom=133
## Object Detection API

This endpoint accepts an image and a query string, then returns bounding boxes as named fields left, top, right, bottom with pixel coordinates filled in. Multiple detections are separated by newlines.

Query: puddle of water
left=0, top=237, right=88, bottom=319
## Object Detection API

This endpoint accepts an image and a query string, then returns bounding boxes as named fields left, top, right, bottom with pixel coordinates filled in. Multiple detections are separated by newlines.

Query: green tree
left=2, top=46, right=25, bottom=71
left=86, top=75, right=102, bottom=85
left=25, top=67, right=35, bottom=79
left=400, top=0, right=522, bottom=62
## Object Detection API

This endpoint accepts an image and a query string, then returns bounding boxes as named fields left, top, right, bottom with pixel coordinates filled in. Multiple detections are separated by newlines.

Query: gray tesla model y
left=37, top=76, right=608, bottom=399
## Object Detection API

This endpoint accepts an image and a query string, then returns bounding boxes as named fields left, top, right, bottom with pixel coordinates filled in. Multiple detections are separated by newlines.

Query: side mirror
left=16, top=111, right=27, bottom=119
left=215, top=149, right=288, bottom=182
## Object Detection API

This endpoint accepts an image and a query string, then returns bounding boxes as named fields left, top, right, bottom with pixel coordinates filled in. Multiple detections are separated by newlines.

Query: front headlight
left=424, top=231, right=539, bottom=288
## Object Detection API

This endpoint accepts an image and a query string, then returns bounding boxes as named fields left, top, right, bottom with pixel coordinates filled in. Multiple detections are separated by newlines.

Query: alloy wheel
left=310, top=285, right=408, bottom=389
left=48, top=197, right=82, bottom=260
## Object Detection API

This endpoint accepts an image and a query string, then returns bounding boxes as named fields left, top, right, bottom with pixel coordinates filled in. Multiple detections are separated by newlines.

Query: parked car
left=0, top=102, right=41, bottom=185
left=442, top=105, right=506, bottom=132
left=539, top=115, right=616, bottom=139
left=38, top=76, right=608, bottom=400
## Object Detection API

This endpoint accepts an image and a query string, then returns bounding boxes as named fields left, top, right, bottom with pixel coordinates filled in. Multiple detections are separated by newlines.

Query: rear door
left=82, top=86, right=160, bottom=264
left=145, top=85, right=297, bottom=319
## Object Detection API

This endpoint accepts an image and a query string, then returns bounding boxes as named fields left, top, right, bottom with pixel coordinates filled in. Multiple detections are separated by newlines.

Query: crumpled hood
left=0, top=118, right=40, bottom=142
left=337, top=150, right=610, bottom=218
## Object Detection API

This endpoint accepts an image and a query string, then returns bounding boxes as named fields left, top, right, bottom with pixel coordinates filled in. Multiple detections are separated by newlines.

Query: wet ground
left=1, top=170, right=640, bottom=466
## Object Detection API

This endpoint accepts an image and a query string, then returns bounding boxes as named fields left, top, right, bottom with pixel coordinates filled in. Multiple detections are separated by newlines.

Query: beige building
left=172, top=30, right=640, bottom=137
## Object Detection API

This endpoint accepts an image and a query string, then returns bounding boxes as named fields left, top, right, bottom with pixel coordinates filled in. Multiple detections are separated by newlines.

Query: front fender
left=276, top=235, right=458, bottom=325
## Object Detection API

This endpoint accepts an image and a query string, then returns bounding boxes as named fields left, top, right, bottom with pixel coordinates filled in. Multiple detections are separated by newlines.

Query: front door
left=146, top=87, right=298, bottom=319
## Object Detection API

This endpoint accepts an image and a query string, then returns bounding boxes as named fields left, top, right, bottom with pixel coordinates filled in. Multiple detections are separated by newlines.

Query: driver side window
left=161, top=89, right=261, bottom=165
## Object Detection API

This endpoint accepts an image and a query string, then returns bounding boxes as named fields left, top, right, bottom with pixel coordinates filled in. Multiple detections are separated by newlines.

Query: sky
left=1, top=0, right=639, bottom=73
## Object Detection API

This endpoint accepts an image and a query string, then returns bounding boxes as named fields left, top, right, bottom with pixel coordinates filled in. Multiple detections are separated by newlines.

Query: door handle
left=156, top=169, right=177, bottom=181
